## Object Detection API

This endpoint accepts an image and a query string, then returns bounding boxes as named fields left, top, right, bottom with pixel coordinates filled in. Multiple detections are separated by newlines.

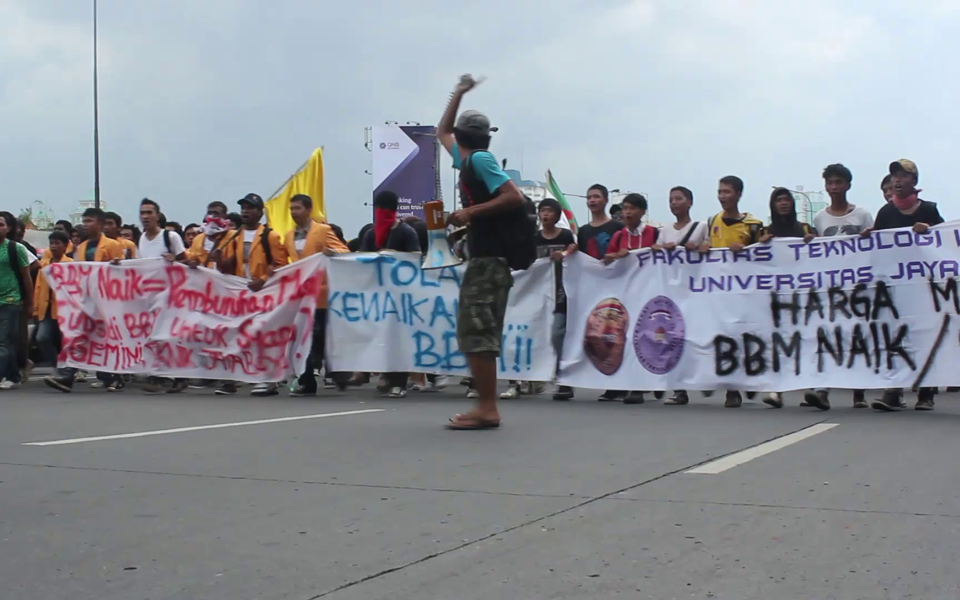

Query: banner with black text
left=561, top=223, right=960, bottom=391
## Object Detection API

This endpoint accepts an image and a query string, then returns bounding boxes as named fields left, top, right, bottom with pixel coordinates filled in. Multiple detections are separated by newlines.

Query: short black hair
left=670, top=186, right=694, bottom=204
left=48, top=231, right=70, bottom=245
left=166, top=221, right=182, bottom=232
left=609, top=204, right=622, bottom=215
left=0, top=211, right=16, bottom=231
left=588, top=184, right=609, bottom=200
left=121, top=224, right=141, bottom=243
left=55, top=219, right=73, bottom=232
left=82, top=208, right=106, bottom=221
left=453, top=128, right=491, bottom=151
left=621, top=193, right=648, bottom=210
left=719, top=175, right=744, bottom=194
left=227, top=212, right=242, bottom=228
left=291, top=194, right=313, bottom=210
left=538, top=198, right=562, bottom=216
left=373, top=190, right=399, bottom=211
left=881, top=174, right=893, bottom=189
left=104, top=211, right=122, bottom=227
left=158, top=213, right=168, bottom=228
left=329, top=223, right=346, bottom=244
left=185, top=223, right=199, bottom=231
left=140, top=198, right=160, bottom=213
left=207, top=201, right=228, bottom=215
left=822, top=163, right=853, bottom=184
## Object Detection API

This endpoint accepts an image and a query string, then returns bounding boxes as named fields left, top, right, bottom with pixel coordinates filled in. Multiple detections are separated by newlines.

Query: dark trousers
left=0, top=304, right=21, bottom=383
left=38, top=317, right=76, bottom=378
left=298, top=309, right=346, bottom=392
left=386, top=373, right=409, bottom=389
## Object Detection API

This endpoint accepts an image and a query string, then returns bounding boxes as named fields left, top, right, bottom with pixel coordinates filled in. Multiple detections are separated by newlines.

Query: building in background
left=70, top=198, right=109, bottom=225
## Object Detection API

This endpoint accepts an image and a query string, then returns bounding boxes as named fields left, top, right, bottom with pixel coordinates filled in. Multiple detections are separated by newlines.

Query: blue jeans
left=0, top=304, right=22, bottom=383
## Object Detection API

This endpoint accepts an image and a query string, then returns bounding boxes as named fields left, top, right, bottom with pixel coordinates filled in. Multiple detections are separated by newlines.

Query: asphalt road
left=2, top=381, right=959, bottom=600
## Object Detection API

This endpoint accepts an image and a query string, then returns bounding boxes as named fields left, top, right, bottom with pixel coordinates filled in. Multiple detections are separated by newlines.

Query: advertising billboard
left=371, top=125, right=438, bottom=221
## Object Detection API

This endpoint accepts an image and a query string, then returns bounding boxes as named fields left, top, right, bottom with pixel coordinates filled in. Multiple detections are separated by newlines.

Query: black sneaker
left=653, top=391, right=665, bottom=400
left=665, top=391, right=689, bottom=405
left=166, top=379, right=189, bottom=394
left=44, top=375, right=73, bottom=393
left=853, top=390, right=868, bottom=409
left=624, top=391, right=645, bottom=404
left=763, top=393, right=784, bottom=409
left=745, top=391, right=757, bottom=400
left=290, top=385, right=317, bottom=397
left=552, top=386, right=574, bottom=401
left=215, top=383, right=238, bottom=395
left=871, top=390, right=901, bottom=412
left=724, top=391, right=742, bottom=408
left=916, top=389, right=935, bottom=411
left=804, top=390, right=831, bottom=411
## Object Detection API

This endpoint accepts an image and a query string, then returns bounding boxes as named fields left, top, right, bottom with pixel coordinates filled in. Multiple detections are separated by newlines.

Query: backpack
left=460, top=152, right=536, bottom=271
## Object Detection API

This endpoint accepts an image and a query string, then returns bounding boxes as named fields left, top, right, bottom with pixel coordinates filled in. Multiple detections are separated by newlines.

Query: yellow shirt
left=708, top=212, right=763, bottom=248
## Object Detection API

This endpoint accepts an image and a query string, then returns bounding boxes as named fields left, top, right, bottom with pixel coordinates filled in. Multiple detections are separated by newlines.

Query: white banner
left=45, top=256, right=323, bottom=382
left=326, top=253, right=557, bottom=379
left=562, top=223, right=960, bottom=391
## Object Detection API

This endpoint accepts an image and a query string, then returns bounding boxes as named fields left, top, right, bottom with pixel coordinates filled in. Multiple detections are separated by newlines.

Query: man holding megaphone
left=437, top=74, right=536, bottom=430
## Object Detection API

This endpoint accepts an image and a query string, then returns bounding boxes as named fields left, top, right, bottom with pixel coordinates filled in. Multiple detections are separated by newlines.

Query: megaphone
left=422, top=200, right=465, bottom=270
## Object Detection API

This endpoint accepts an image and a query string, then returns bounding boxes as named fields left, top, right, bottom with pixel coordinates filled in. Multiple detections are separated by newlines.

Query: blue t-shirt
left=450, top=142, right=511, bottom=201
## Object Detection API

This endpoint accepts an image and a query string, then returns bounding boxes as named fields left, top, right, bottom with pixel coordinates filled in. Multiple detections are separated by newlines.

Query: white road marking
left=23, top=409, right=385, bottom=446
left=685, top=423, right=838, bottom=474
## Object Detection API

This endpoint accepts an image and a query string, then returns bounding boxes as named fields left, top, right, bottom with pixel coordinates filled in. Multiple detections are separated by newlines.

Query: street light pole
left=92, top=0, right=101, bottom=210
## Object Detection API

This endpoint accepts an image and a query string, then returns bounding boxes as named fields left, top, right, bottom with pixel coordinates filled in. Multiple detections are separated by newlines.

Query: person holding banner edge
left=438, top=74, right=531, bottom=430
left=285, top=193, right=351, bottom=397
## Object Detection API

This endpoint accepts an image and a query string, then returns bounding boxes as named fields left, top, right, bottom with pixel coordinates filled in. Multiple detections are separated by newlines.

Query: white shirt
left=138, top=229, right=186, bottom=259
left=657, top=220, right=708, bottom=246
left=243, top=229, right=257, bottom=279
left=813, top=205, right=874, bottom=237
left=203, top=237, right=214, bottom=253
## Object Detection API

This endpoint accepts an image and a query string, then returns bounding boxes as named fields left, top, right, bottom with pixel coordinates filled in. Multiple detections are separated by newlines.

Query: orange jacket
left=186, top=232, right=233, bottom=268
left=35, top=255, right=73, bottom=320
left=118, top=237, right=137, bottom=259
left=225, top=225, right=287, bottom=280
left=75, top=236, right=124, bottom=262
left=284, top=221, right=348, bottom=308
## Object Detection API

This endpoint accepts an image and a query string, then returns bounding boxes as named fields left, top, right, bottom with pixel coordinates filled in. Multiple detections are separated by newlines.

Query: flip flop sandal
left=446, top=414, right=501, bottom=430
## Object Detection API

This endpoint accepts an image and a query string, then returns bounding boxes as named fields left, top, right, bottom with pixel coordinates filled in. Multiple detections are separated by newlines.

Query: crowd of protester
left=0, top=155, right=944, bottom=415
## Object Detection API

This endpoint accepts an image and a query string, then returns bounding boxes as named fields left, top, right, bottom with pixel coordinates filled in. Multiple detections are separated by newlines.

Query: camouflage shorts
left=457, top=257, right=514, bottom=355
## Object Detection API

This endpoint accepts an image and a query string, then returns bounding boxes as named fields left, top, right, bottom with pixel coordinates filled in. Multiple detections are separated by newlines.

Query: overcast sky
left=3, top=0, right=959, bottom=238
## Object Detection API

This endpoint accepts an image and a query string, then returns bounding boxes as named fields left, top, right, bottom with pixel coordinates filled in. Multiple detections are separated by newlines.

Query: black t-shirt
left=535, top=228, right=576, bottom=313
left=577, top=220, right=624, bottom=260
left=873, top=200, right=944, bottom=231
left=359, top=222, right=422, bottom=253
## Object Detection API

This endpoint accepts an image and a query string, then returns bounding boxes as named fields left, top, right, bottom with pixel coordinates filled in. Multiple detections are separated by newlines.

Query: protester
left=577, top=184, right=625, bottom=261
left=360, top=191, right=421, bottom=398
left=39, top=232, right=78, bottom=393
left=183, top=223, right=200, bottom=248
left=704, top=176, right=763, bottom=408
left=609, top=203, right=623, bottom=222
left=119, top=224, right=140, bottom=245
left=226, top=212, right=241, bottom=231
left=104, top=212, right=137, bottom=259
left=438, top=73, right=531, bottom=429
left=600, top=193, right=658, bottom=404
left=138, top=199, right=187, bottom=262
left=531, top=198, right=577, bottom=401
left=347, top=224, right=372, bottom=253
left=881, top=174, right=895, bottom=203
left=217, top=193, right=287, bottom=397
left=0, top=212, right=33, bottom=390
left=802, top=164, right=873, bottom=410
left=651, top=186, right=710, bottom=405
left=69, top=226, right=86, bottom=259
left=46, top=221, right=75, bottom=260
left=186, top=202, right=234, bottom=269
left=573, top=184, right=627, bottom=402
left=165, top=221, right=184, bottom=239
left=866, top=159, right=944, bottom=412
left=284, top=194, right=350, bottom=397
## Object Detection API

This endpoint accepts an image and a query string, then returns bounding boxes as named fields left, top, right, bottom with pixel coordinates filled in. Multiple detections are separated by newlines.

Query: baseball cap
left=238, top=193, right=264, bottom=209
left=889, top=159, right=919, bottom=180
left=455, top=110, right=498, bottom=135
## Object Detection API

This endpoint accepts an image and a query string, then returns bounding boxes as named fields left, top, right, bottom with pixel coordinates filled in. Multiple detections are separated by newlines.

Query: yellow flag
left=264, top=148, right=325, bottom=240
